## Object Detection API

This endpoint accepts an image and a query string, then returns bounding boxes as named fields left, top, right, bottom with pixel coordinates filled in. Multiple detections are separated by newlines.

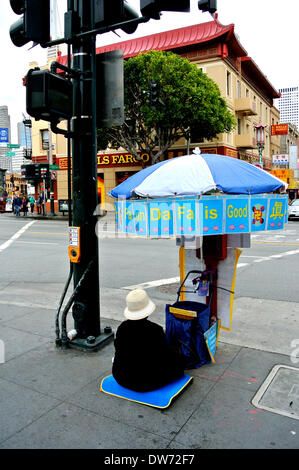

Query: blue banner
left=174, top=199, right=197, bottom=236
left=267, top=197, right=286, bottom=231
left=225, top=197, right=250, bottom=234
left=133, top=201, right=147, bottom=236
left=251, top=197, right=267, bottom=232
left=201, top=197, right=224, bottom=235
left=148, top=200, right=174, bottom=237
left=114, top=194, right=288, bottom=238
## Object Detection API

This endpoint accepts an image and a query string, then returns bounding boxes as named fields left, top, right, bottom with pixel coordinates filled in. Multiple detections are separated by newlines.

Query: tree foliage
left=97, top=50, right=236, bottom=164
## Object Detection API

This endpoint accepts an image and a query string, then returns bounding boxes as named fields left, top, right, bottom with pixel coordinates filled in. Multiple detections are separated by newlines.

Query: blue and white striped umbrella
left=109, top=152, right=287, bottom=199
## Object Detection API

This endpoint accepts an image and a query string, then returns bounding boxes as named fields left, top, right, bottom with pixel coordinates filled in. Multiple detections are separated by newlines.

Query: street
left=1, top=213, right=298, bottom=302
left=1, top=212, right=299, bottom=450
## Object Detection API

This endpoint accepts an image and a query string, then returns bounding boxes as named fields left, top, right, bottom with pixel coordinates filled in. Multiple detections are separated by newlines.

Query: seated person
left=112, top=289, right=185, bottom=392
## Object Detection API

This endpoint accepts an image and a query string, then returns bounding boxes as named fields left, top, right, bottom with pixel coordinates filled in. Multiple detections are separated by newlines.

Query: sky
left=1, top=0, right=298, bottom=142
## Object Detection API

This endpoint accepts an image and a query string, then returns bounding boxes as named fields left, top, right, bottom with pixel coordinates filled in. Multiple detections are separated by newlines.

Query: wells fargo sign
left=271, top=124, right=289, bottom=135
left=97, top=153, right=150, bottom=167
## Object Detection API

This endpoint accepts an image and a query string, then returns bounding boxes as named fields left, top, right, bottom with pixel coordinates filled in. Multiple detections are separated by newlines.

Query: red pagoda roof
left=57, top=16, right=279, bottom=99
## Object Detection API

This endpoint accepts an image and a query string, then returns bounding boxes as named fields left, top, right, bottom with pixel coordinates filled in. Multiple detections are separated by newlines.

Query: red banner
left=271, top=124, right=288, bottom=135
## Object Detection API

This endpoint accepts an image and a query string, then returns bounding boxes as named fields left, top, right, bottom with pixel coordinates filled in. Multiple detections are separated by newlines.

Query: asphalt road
left=0, top=214, right=299, bottom=303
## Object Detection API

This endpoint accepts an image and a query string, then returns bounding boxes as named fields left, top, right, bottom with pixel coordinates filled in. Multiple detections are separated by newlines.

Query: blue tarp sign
left=204, top=320, right=220, bottom=363
left=251, top=197, right=267, bottom=232
left=174, top=199, right=197, bottom=236
left=114, top=194, right=288, bottom=237
left=124, top=201, right=136, bottom=235
left=201, top=196, right=224, bottom=235
left=267, top=198, right=286, bottom=231
left=133, top=201, right=147, bottom=236
left=148, top=200, right=174, bottom=237
left=225, top=197, right=250, bottom=234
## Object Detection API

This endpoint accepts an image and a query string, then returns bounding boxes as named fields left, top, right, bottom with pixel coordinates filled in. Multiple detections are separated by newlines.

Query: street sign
left=49, top=164, right=59, bottom=170
left=0, top=128, right=8, bottom=143
left=6, top=152, right=15, bottom=156
left=7, top=144, right=20, bottom=148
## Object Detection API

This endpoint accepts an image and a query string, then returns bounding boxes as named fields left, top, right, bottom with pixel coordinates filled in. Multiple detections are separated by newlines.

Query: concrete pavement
left=1, top=281, right=299, bottom=452
left=1, top=211, right=299, bottom=453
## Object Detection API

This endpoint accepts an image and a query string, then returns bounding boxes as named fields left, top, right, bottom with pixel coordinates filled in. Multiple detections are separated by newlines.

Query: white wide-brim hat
left=124, top=288, right=156, bottom=320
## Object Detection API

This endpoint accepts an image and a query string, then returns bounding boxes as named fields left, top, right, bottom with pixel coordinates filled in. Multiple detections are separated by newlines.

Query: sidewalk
left=0, top=280, right=299, bottom=452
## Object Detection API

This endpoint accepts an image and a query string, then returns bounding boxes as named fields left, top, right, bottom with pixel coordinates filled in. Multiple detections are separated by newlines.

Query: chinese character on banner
left=267, top=199, right=285, bottom=230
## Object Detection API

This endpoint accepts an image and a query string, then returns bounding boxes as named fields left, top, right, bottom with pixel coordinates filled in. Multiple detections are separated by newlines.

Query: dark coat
left=112, top=318, right=185, bottom=392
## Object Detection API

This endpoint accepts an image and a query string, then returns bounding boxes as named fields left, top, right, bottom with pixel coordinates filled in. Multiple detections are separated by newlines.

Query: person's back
left=112, top=289, right=184, bottom=392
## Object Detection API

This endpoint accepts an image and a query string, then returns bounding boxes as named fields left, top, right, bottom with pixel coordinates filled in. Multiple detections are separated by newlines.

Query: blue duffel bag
left=165, top=271, right=212, bottom=369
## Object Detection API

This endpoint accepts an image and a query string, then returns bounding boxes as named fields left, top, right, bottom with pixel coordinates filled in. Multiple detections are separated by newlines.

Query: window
left=41, top=129, right=49, bottom=150
left=237, top=118, right=242, bottom=134
left=237, top=80, right=241, bottom=98
left=226, top=71, right=231, bottom=96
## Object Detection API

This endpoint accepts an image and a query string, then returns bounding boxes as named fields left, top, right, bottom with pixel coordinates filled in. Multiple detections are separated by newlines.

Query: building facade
left=17, top=121, right=32, bottom=148
left=278, top=86, right=299, bottom=130
left=0, top=105, right=12, bottom=172
left=30, top=16, right=284, bottom=210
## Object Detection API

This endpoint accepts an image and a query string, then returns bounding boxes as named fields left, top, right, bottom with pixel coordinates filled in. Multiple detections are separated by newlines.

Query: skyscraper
left=0, top=106, right=12, bottom=171
left=17, top=121, right=32, bottom=148
left=278, top=87, right=299, bottom=130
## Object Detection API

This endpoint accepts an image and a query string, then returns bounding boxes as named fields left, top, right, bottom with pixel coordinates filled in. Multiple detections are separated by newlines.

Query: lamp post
left=255, top=122, right=266, bottom=169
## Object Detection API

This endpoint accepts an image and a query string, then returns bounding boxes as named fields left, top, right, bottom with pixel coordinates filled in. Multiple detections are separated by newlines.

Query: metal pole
left=67, top=0, right=113, bottom=349
left=48, top=123, right=55, bottom=215
left=43, top=177, right=46, bottom=215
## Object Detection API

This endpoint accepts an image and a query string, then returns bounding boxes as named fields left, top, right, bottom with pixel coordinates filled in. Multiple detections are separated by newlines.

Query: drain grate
left=252, top=365, right=299, bottom=420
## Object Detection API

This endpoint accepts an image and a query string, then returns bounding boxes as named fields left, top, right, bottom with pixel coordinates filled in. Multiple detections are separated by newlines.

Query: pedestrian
left=12, top=196, right=16, bottom=214
left=21, top=195, right=28, bottom=216
left=29, top=195, right=35, bottom=213
left=112, top=289, right=185, bottom=392
left=36, top=194, right=41, bottom=214
left=40, top=193, right=45, bottom=215
left=15, top=195, right=21, bottom=216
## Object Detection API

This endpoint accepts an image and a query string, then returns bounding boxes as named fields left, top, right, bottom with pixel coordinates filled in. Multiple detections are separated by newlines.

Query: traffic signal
left=94, top=0, right=140, bottom=34
left=198, top=0, right=217, bottom=14
left=96, top=50, right=124, bottom=127
left=149, top=81, right=158, bottom=108
left=26, top=69, right=73, bottom=122
left=21, top=163, right=49, bottom=180
left=40, top=167, right=47, bottom=178
left=9, top=0, right=50, bottom=48
left=140, top=1, right=190, bottom=20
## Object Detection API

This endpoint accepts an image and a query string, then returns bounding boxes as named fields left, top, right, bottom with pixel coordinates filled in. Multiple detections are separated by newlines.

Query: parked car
left=288, top=199, right=299, bottom=220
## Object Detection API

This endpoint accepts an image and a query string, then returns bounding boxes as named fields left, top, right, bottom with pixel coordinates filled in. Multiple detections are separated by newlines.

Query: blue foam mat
left=100, top=374, right=193, bottom=409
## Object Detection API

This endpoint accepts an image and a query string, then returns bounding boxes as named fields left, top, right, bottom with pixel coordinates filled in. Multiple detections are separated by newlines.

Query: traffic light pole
left=67, top=0, right=113, bottom=350
left=48, top=122, right=55, bottom=216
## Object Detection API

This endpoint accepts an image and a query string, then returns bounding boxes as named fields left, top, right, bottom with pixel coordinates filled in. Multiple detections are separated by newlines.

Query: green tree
left=97, top=50, right=236, bottom=164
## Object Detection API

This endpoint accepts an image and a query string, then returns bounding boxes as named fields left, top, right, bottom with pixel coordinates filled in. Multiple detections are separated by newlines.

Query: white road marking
left=237, top=263, right=249, bottom=268
left=0, top=221, right=35, bottom=253
left=0, top=299, right=55, bottom=310
left=15, top=241, right=58, bottom=245
left=122, top=276, right=180, bottom=290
